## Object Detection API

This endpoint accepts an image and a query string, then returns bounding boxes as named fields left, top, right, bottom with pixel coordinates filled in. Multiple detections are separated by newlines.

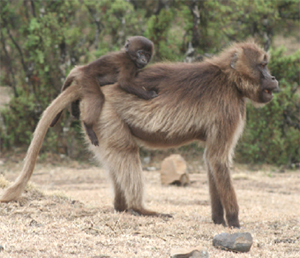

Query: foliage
left=0, top=0, right=299, bottom=165
left=0, top=0, right=91, bottom=155
left=145, top=8, right=181, bottom=60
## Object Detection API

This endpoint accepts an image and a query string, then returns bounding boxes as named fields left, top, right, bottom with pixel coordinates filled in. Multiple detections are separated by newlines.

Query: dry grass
left=0, top=159, right=299, bottom=258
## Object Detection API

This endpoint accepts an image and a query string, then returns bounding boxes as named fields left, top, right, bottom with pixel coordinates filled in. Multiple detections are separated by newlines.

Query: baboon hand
left=144, top=90, right=158, bottom=100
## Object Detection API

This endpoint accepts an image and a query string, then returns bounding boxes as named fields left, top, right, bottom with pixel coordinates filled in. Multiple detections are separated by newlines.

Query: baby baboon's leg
left=71, top=100, right=81, bottom=119
left=81, top=81, right=105, bottom=146
left=205, top=145, right=240, bottom=228
left=83, top=123, right=99, bottom=146
left=50, top=110, right=63, bottom=127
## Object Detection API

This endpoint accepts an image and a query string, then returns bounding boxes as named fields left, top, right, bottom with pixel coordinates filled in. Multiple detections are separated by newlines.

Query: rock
left=160, top=154, right=190, bottom=186
left=145, top=166, right=157, bottom=171
left=171, top=248, right=209, bottom=258
left=0, top=245, right=4, bottom=251
left=29, top=219, right=43, bottom=227
left=213, top=232, right=253, bottom=253
left=143, top=156, right=151, bottom=164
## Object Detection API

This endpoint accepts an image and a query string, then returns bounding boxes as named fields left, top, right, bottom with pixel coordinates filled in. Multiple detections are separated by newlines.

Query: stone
left=160, top=154, right=190, bottom=186
left=213, top=232, right=253, bottom=253
left=29, top=219, right=43, bottom=227
left=0, top=245, right=4, bottom=252
left=171, top=248, right=209, bottom=258
left=143, top=156, right=151, bottom=164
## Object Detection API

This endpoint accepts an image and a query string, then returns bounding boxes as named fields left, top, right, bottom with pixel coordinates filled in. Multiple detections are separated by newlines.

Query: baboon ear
left=230, top=52, right=238, bottom=69
left=125, top=40, right=130, bottom=52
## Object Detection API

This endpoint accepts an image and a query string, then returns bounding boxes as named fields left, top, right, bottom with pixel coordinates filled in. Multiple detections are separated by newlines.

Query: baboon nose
left=271, top=76, right=276, bottom=80
left=273, top=86, right=281, bottom=93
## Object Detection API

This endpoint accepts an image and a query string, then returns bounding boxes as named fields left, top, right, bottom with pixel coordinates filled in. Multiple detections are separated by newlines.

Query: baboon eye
left=260, top=63, right=267, bottom=68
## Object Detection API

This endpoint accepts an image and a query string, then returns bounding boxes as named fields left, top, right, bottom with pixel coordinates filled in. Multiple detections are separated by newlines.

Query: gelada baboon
left=0, top=41, right=279, bottom=228
left=50, top=36, right=156, bottom=146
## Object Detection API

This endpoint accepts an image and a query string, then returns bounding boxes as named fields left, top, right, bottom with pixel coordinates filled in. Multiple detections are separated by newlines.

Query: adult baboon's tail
left=0, top=84, right=81, bottom=202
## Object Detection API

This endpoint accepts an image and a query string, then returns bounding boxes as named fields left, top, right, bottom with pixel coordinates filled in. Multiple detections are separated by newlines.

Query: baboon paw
left=143, top=91, right=158, bottom=100
left=228, top=221, right=240, bottom=228
left=149, top=91, right=158, bottom=98
left=114, top=203, right=127, bottom=213
left=227, top=217, right=240, bottom=228
left=92, top=140, right=99, bottom=146
left=127, top=208, right=142, bottom=216
left=213, top=218, right=226, bottom=227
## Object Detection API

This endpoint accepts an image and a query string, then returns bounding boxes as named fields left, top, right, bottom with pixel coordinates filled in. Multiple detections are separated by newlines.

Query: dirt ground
left=0, top=156, right=299, bottom=258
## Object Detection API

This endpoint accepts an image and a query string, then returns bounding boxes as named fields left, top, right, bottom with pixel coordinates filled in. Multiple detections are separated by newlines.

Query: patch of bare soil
left=0, top=160, right=299, bottom=258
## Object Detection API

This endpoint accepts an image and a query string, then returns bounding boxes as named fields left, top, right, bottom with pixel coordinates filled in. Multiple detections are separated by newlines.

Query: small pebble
left=145, top=166, right=157, bottom=171
left=171, top=249, right=209, bottom=258
left=143, top=156, right=151, bottom=164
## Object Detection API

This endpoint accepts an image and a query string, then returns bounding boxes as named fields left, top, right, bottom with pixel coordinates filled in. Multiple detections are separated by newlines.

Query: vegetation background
left=0, top=0, right=299, bottom=167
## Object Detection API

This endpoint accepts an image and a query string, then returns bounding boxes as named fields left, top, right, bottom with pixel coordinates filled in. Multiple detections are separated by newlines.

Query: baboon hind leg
left=111, top=176, right=128, bottom=212
left=109, top=147, right=161, bottom=216
left=112, top=174, right=158, bottom=216
left=94, top=123, right=171, bottom=218
left=111, top=148, right=172, bottom=218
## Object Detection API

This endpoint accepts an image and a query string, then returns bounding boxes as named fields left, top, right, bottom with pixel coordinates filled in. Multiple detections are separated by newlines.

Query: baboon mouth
left=263, top=89, right=273, bottom=97
left=264, top=89, right=273, bottom=96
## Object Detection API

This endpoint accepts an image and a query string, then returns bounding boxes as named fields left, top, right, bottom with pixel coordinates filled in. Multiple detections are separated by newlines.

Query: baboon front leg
left=206, top=161, right=226, bottom=226
left=205, top=149, right=240, bottom=228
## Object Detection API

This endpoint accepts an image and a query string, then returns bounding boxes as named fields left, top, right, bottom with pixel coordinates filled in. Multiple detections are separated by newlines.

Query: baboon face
left=125, top=36, right=154, bottom=69
left=236, top=45, right=279, bottom=103
left=257, top=61, right=279, bottom=103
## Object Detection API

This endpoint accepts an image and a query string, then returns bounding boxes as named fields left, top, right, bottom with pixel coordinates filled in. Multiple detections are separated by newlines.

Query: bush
left=1, top=0, right=299, bottom=165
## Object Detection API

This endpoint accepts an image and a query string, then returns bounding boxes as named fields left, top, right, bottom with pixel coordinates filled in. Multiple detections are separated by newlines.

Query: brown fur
left=50, top=36, right=156, bottom=146
left=0, top=42, right=279, bottom=227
